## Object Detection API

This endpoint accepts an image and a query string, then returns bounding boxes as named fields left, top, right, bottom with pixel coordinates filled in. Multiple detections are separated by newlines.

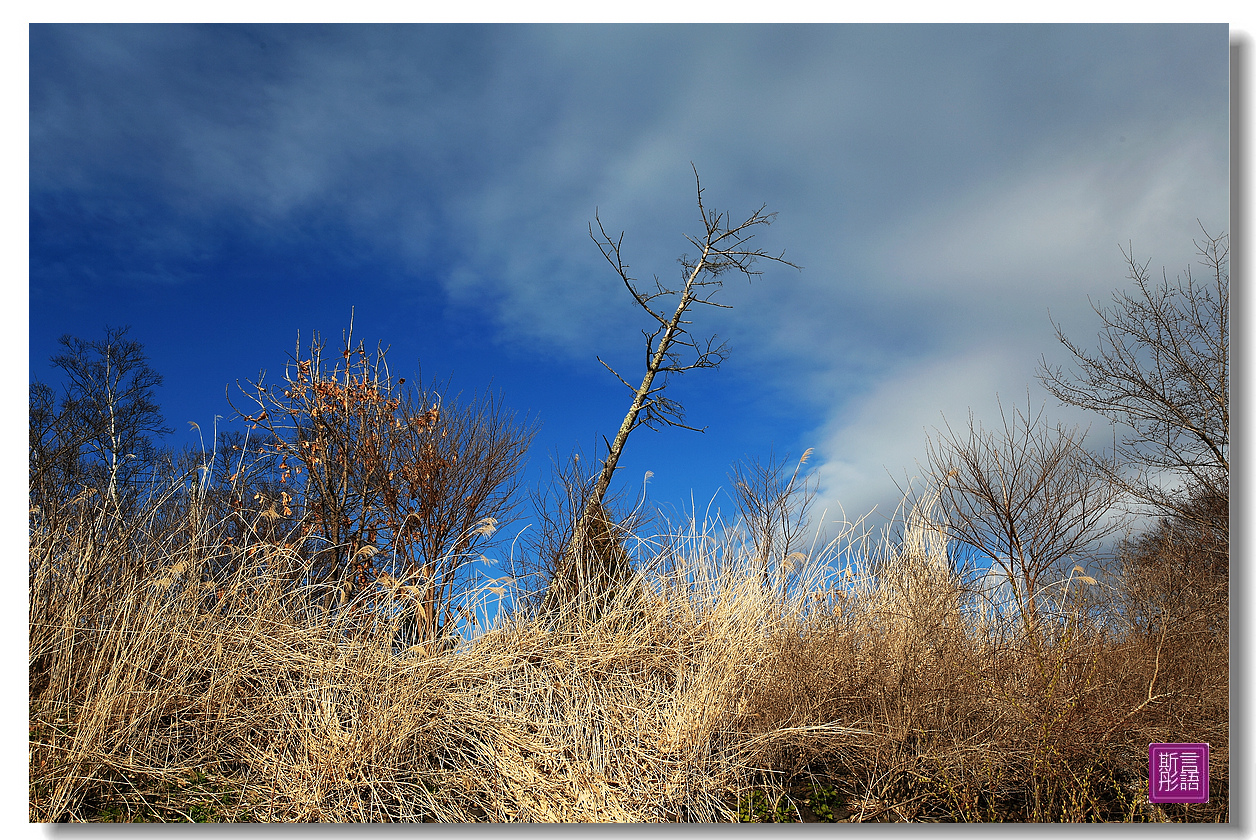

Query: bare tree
left=729, top=448, right=816, bottom=586
left=542, top=167, right=798, bottom=615
left=925, top=398, right=1123, bottom=634
left=1037, top=226, right=1228, bottom=532
left=31, top=327, right=170, bottom=517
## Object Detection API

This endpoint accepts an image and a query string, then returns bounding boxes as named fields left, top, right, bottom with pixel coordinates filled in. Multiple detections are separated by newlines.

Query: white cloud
left=878, top=124, right=1226, bottom=304
left=795, top=106, right=1225, bottom=536
left=810, top=348, right=1019, bottom=528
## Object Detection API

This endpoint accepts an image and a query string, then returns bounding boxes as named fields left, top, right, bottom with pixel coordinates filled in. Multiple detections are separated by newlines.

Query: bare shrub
left=1120, top=486, right=1228, bottom=641
left=728, top=448, right=816, bottom=587
left=231, top=323, right=535, bottom=650
left=518, top=450, right=651, bottom=623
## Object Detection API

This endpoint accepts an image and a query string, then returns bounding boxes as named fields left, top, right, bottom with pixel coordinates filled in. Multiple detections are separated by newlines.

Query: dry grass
left=29, top=489, right=1227, bottom=822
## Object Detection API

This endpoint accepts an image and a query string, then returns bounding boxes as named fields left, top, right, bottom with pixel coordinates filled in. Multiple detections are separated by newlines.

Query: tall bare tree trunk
left=541, top=167, right=797, bottom=618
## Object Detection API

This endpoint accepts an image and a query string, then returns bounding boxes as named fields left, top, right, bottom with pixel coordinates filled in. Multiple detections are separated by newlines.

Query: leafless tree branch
left=542, top=166, right=799, bottom=616
left=1037, top=225, right=1228, bottom=531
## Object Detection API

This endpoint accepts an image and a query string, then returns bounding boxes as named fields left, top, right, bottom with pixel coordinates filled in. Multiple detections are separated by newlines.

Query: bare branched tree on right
left=1037, top=226, right=1228, bottom=534
left=925, top=398, right=1123, bottom=635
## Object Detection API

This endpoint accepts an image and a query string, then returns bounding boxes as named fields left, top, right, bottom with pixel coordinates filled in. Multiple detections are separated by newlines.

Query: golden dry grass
left=29, top=491, right=1227, bottom=822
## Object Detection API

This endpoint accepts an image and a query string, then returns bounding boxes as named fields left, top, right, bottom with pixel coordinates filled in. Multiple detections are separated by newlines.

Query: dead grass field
left=29, top=489, right=1227, bottom=822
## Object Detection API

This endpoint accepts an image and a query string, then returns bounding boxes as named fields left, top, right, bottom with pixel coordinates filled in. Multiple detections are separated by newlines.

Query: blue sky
left=28, top=23, right=1230, bottom=551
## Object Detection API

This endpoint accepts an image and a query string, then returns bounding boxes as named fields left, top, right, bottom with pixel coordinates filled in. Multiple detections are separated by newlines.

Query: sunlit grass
left=29, top=488, right=1227, bottom=822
